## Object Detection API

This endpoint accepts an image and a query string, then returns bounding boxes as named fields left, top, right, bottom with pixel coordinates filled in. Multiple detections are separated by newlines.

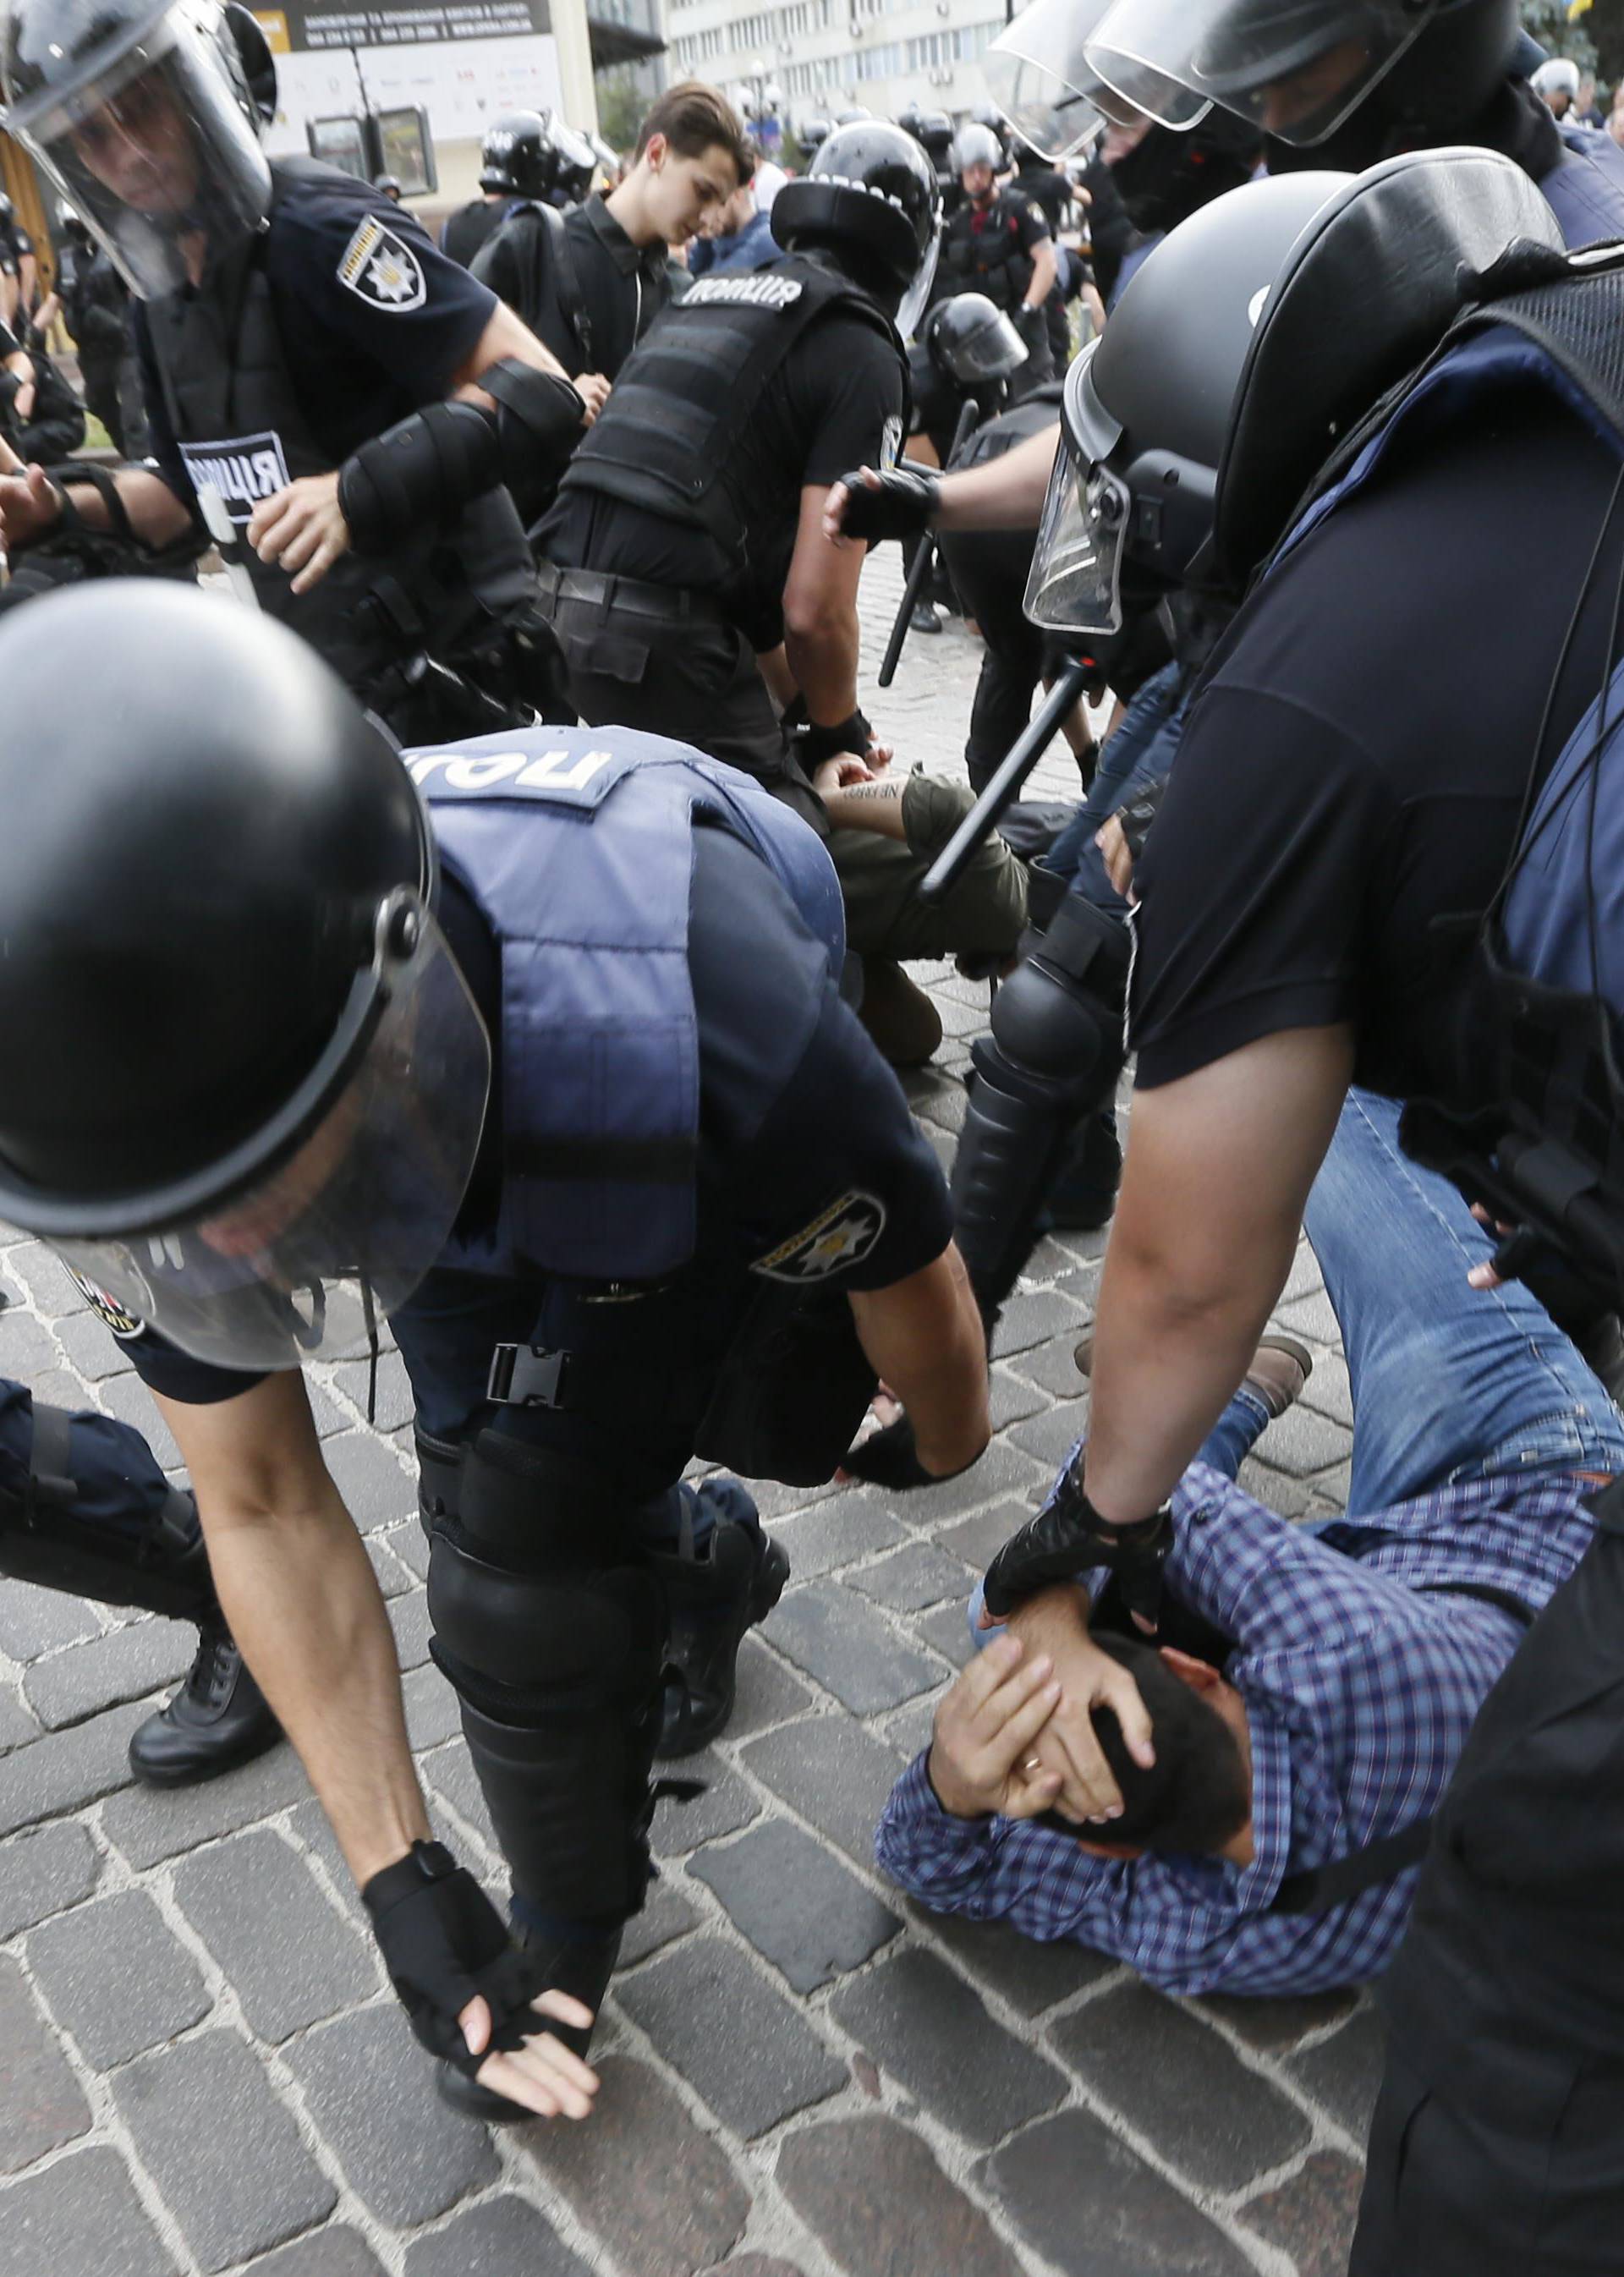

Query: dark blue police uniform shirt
left=117, top=823, right=952, bottom=1406
left=135, top=168, right=497, bottom=506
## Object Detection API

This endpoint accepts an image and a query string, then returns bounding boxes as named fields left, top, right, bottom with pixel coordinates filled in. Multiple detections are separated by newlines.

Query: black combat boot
left=650, top=1500, right=790, bottom=1759
left=126, top=1616, right=283, bottom=1787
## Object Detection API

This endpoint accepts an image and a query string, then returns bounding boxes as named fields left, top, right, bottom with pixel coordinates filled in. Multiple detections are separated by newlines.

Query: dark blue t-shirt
left=136, top=163, right=496, bottom=507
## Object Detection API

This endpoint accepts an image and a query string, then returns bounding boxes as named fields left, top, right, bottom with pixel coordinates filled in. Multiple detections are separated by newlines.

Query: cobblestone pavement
left=0, top=555, right=1373, bottom=2277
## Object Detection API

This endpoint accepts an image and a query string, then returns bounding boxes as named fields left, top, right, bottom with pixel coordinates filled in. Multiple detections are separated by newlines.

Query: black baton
left=877, top=398, right=981, bottom=690
left=919, top=651, right=1094, bottom=903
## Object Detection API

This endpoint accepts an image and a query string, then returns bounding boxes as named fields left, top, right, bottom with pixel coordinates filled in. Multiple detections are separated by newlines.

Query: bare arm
left=848, top=1243, right=990, bottom=1477
left=815, top=767, right=910, bottom=840
left=822, top=426, right=1059, bottom=546
left=783, top=481, right=865, bottom=727
left=451, top=296, right=571, bottom=399
left=154, top=1371, right=431, bottom=1886
left=1082, top=1028, right=1353, bottom=1525
left=0, top=456, right=195, bottom=556
left=1022, top=236, right=1058, bottom=312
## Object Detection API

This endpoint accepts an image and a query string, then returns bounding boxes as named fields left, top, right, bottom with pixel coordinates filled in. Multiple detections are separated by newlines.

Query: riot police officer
left=39, top=200, right=146, bottom=454
left=0, top=0, right=584, bottom=740
left=0, top=581, right=990, bottom=2123
left=535, top=120, right=941, bottom=828
left=439, top=114, right=533, bottom=269
left=475, top=86, right=746, bottom=403
left=936, top=122, right=1057, bottom=395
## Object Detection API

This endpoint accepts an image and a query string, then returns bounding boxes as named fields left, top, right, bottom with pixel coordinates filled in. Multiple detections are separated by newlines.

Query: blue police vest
left=408, top=726, right=846, bottom=1283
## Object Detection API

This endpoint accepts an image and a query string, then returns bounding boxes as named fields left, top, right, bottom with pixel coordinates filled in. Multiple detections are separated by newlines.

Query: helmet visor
left=1088, top=0, right=1423, bottom=145
left=6, top=6, right=271, bottom=299
left=897, top=228, right=941, bottom=346
left=935, top=301, right=1029, bottom=383
left=986, top=0, right=1205, bottom=154
left=1025, top=365, right=1128, bottom=636
left=50, top=910, right=491, bottom=1374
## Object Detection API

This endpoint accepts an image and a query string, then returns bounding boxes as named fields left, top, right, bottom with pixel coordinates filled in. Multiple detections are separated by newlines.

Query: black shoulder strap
left=1266, top=1818, right=1432, bottom=1917
left=537, top=204, right=592, bottom=370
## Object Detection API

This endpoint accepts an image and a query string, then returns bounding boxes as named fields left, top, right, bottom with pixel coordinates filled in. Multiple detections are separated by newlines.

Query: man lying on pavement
left=876, top=1090, right=1624, bottom=1995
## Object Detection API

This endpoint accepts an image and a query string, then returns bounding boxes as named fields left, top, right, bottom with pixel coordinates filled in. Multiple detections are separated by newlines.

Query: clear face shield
left=6, top=3, right=272, bottom=299
left=1023, top=343, right=1130, bottom=637
left=896, top=228, right=941, bottom=344
left=50, top=908, right=491, bottom=1374
left=935, top=301, right=1029, bottom=385
left=985, top=0, right=1209, bottom=156
left=1087, top=0, right=1424, bottom=146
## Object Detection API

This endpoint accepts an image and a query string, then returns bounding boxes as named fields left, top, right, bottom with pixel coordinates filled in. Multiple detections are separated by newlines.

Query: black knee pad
left=424, top=1430, right=667, bottom=1922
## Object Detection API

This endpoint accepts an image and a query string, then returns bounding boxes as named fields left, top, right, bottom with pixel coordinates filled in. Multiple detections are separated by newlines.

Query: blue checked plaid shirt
left=876, top=1459, right=1599, bottom=1995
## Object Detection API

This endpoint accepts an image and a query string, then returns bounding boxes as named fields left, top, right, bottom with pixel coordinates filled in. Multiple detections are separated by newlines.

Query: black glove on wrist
left=1116, top=776, right=1167, bottom=864
left=362, top=1839, right=551, bottom=2077
left=834, top=464, right=941, bottom=545
left=982, top=1464, right=1171, bottom=1627
left=800, top=707, right=875, bottom=767
left=842, top=1413, right=979, bottom=1492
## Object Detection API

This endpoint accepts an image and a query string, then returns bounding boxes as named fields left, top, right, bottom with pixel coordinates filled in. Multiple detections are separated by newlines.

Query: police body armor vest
left=144, top=159, right=535, bottom=694
left=408, top=725, right=845, bottom=1283
left=944, top=195, right=1033, bottom=313
left=559, top=255, right=901, bottom=566
left=1269, top=251, right=1624, bottom=1293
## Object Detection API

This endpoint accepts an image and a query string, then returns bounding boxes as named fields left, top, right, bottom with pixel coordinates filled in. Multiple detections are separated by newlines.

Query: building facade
left=666, top=0, right=1006, bottom=139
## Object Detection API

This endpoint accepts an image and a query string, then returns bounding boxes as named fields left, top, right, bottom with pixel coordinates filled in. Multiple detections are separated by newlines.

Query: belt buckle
left=486, top=1343, right=572, bottom=1409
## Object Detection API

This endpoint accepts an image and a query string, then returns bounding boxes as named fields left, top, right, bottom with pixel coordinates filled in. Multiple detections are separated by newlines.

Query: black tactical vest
left=559, top=255, right=901, bottom=566
left=943, top=194, right=1034, bottom=312
left=143, top=159, right=535, bottom=697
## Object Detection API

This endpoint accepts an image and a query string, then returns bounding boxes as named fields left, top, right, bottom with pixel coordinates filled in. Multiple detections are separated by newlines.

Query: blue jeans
left=1042, top=663, right=1185, bottom=897
left=1304, top=1089, right=1624, bottom=1512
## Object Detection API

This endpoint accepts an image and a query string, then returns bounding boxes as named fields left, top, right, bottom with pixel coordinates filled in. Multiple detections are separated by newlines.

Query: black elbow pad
left=337, top=362, right=583, bottom=551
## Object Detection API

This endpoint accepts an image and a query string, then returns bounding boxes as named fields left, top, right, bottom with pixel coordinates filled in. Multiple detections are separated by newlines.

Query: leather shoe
left=651, top=1503, right=789, bottom=1759
left=127, top=1620, right=283, bottom=1787
left=436, top=1921, right=621, bottom=2123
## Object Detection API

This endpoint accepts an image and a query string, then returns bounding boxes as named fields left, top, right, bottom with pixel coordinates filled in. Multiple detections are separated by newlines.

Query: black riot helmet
left=772, top=120, right=942, bottom=336
left=926, top=291, right=1029, bottom=387
left=57, top=198, right=90, bottom=239
left=1026, top=147, right=1563, bottom=639
left=373, top=172, right=403, bottom=201
left=480, top=109, right=559, bottom=197
left=0, top=0, right=273, bottom=299
left=0, top=583, right=491, bottom=1374
left=897, top=97, right=929, bottom=144
left=1085, top=0, right=1522, bottom=158
left=952, top=121, right=1004, bottom=181
left=223, top=0, right=276, bottom=127
left=799, top=116, right=832, bottom=156
left=1109, top=110, right=1264, bottom=236
left=551, top=118, right=598, bottom=206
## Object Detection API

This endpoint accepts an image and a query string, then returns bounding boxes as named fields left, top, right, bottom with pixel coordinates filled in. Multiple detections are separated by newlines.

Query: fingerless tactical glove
left=834, top=465, right=941, bottom=545
left=362, top=1839, right=552, bottom=2077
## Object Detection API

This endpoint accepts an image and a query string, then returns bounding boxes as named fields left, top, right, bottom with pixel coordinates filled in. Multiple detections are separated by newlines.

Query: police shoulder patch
left=66, top=1267, right=149, bottom=1341
left=751, top=1191, right=887, bottom=1282
left=337, top=214, right=426, bottom=312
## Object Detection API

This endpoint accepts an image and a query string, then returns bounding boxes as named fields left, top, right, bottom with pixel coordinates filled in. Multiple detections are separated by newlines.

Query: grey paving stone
left=403, top=2197, right=590, bottom=2277
left=725, top=1632, right=816, bottom=1742
left=1239, top=2148, right=1365, bottom=2277
left=388, top=1515, right=431, bottom=1583
left=0, top=1577, right=102, bottom=1660
left=773, top=1490, right=906, bottom=1582
left=704, top=2260, right=806, bottom=2277
left=7, top=1242, right=93, bottom=1316
left=652, top=1756, right=760, bottom=1855
left=321, top=1427, right=418, bottom=1532
left=739, top=1712, right=906, bottom=1870
left=621, top=1873, right=700, bottom=1967
left=332, top=1351, right=417, bottom=1435
left=102, top=1738, right=309, bottom=1865
left=991, top=1285, right=1088, bottom=1358
left=1257, top=1402, right=1354, bottom=1481
left=892, top=1435, right=1047, bottom=1522
left=27, top=1889, right=211, bottom=2068
left=1283, top=1242, right=1326, bottom=1300
left=913, top=1600, right=976, bottom=1672
left=1287, top=2000, right=1387, bottom=2139
left=915, top=1903, right=1118, bottom=2017
left=617, top=1934, right=846, bottom=2137
left=1278, top=1289, right=1341, bottom=1344
left=935, top=1499, right=1041, bottom=1571
left=0, top=2145, right=177, bottom=2277
left=1052, top=1982, right=1312, bottom=2193
left=0, top=1819, right=99, bottom=1936
left=388, top=1586, right=433, bottom=1671
left=1300, top=1350, right=1354, bottom=1429
left=0, top=1698, right=145, bottom=1835
left=0, top=1682, right=40, bottom=1753
left=848, top=1539, right=973, bottom=1612
left=1234, top=1457, right=1317, bottom=1521
left=96, top=1373, right=182, bottom=1468
left=252, top=2228, right=389, bottom=2277
left=692, top=1819, right=901, bottom=1993
left=977, top=2109, right=1254, bottom=2276
left=1009, top=1398, right=1095, bottom=1472
left=52, top=1311, right=138, bottom=1380
left=1012, top=1331, right=1094, bottom=1400
left=0, top=1950, right=91, bottom=2170
left=113, top=2029, right=337, bottom=2272
left=1194, top=1986, right=1358, bottom=2055
left=762, top=1583, right=944, bottom=1715
left=829, top=1948, right=1066, bottom=2148
left=23, top=1616, right=194, bottom=1731
left=284, top=2005, right=498, bottom=2226
left=172, top=1828, right=375, bottom=2043
left=881, top=1696, right=939, bottom=1761
left=988, top=1363, right=1050, bottom=1431
left=522, top=2053, right=750, bottom=2277
left=778, top=2114, right=1024, bottom=2277
left=401, top=1659, right=461, bottom=1750
left=0, top=1306, right=62, bottom=1380
left=365, top=1534, right=413, bottom=1599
